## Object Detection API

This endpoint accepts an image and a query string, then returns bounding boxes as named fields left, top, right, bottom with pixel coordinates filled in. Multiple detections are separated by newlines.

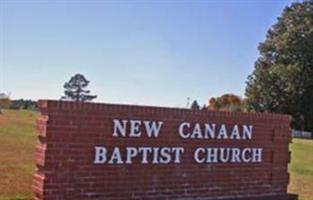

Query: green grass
left=0, top=109, right=312, bottom=200
left=0, top=109, right=37, bottom=200
left=288, top=138, right=313, bottom=200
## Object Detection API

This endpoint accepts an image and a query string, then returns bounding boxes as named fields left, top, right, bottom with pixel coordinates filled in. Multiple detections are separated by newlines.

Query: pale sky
left=0, top=0, right=294, bottom=107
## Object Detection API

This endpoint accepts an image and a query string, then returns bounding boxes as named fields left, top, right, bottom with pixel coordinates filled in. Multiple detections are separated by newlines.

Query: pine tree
left=190, top=100, right=200, bottom=110
left=62, top=74, right=97, bottom=102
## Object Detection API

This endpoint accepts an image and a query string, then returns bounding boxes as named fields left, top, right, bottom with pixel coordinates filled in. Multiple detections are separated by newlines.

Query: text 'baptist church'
left=94, top=119, right=263, bottom=165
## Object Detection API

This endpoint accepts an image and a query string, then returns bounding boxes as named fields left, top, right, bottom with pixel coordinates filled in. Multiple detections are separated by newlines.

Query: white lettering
left=179, top=122, right=191, bottom=139
left=231, top=148, right=241, bottom=162
left=219, top=148, right=230, bottom=163
left=129, top=120, right=142, bottom=137
left=230, top=125, right=241, bottom=139
left=126, top=147, right=138, bottom=164
left=108, top=147, right=123, bottom=164
left=194, top=148, right=205, bottom=163
left=159, top=147, right=171, bottom=164
left=94, top=146, right=107, bottom=164
left=204, top=123, right=216, bottom=139
left=113, top=119, right=128, bottom=137
left=138, top=147, right=152, bottom=164
left=152, top=147, right=160, bottom=164
left=252, top=148, right=263, bottom=162
left=217, top=124, right=228, bottom=139
left=242, top=148, right=252, bottom=162
left=206, top=148, right=219, bottom=163
left=242, top=125, right=253, bottom=140
left=143, top=121, right=163, bottom=138
left=191, top=123, right=203, bottom=139
left=172, top=147, right=184, bottom=163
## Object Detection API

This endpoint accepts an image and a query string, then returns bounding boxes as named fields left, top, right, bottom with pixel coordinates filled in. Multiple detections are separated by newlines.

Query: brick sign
left=33, top=100, right=297, bottom=200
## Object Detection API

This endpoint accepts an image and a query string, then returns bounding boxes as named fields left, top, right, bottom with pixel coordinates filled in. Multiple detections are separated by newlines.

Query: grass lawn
left=0, top=109, right=312, bottom=200
left=0, top=110, right=37, bottom=200
left=289, top=138, right=313, bottom=200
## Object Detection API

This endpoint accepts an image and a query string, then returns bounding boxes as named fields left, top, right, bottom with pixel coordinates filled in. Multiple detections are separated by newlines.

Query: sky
left=0, top=0, right=295, bottom=107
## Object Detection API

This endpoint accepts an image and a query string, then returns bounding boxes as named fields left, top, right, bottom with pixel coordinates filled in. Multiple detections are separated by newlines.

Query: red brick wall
left=33, top=100, right=292, bottom=200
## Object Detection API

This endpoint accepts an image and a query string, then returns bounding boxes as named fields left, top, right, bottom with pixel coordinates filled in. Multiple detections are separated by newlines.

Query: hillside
left=0, top=109, right=312, bottom=200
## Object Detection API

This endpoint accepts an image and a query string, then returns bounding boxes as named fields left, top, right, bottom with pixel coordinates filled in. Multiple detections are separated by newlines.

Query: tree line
left=0, top=99, right=37, bottom=110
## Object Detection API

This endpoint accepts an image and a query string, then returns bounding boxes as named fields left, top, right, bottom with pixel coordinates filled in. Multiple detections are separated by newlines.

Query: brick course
left=33, top=100, right=296, bottom=200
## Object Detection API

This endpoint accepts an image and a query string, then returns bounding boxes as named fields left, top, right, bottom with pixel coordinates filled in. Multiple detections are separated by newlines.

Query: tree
left=208, top=94, right=243, bottom=112
left=201, top=104, right=208, bottom=111
left=0, top=98, right=11, bottom=109
left=0, top=93, right=11, bottom=113
left=245, top=1, right=313, bottom=131
left=10, top=99, right=36, bottom=110
left=62, top=74, right=97, bottom=102
left=190, top=100, right=200, bottom=110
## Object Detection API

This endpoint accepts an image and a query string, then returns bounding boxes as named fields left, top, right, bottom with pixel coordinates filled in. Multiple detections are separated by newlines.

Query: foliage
left=10, top=99, right=37, bottom=110
left=245, top=1, right=313, bottom=131
left=201, top=105, right=208, bottom=111
left=190, top=100, right=200, bottom=110
left=0, top=98, right=11, bottom=109
left=208, top=94, right=244, bottom=112
left=62, top=73, right=97, bottom=102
